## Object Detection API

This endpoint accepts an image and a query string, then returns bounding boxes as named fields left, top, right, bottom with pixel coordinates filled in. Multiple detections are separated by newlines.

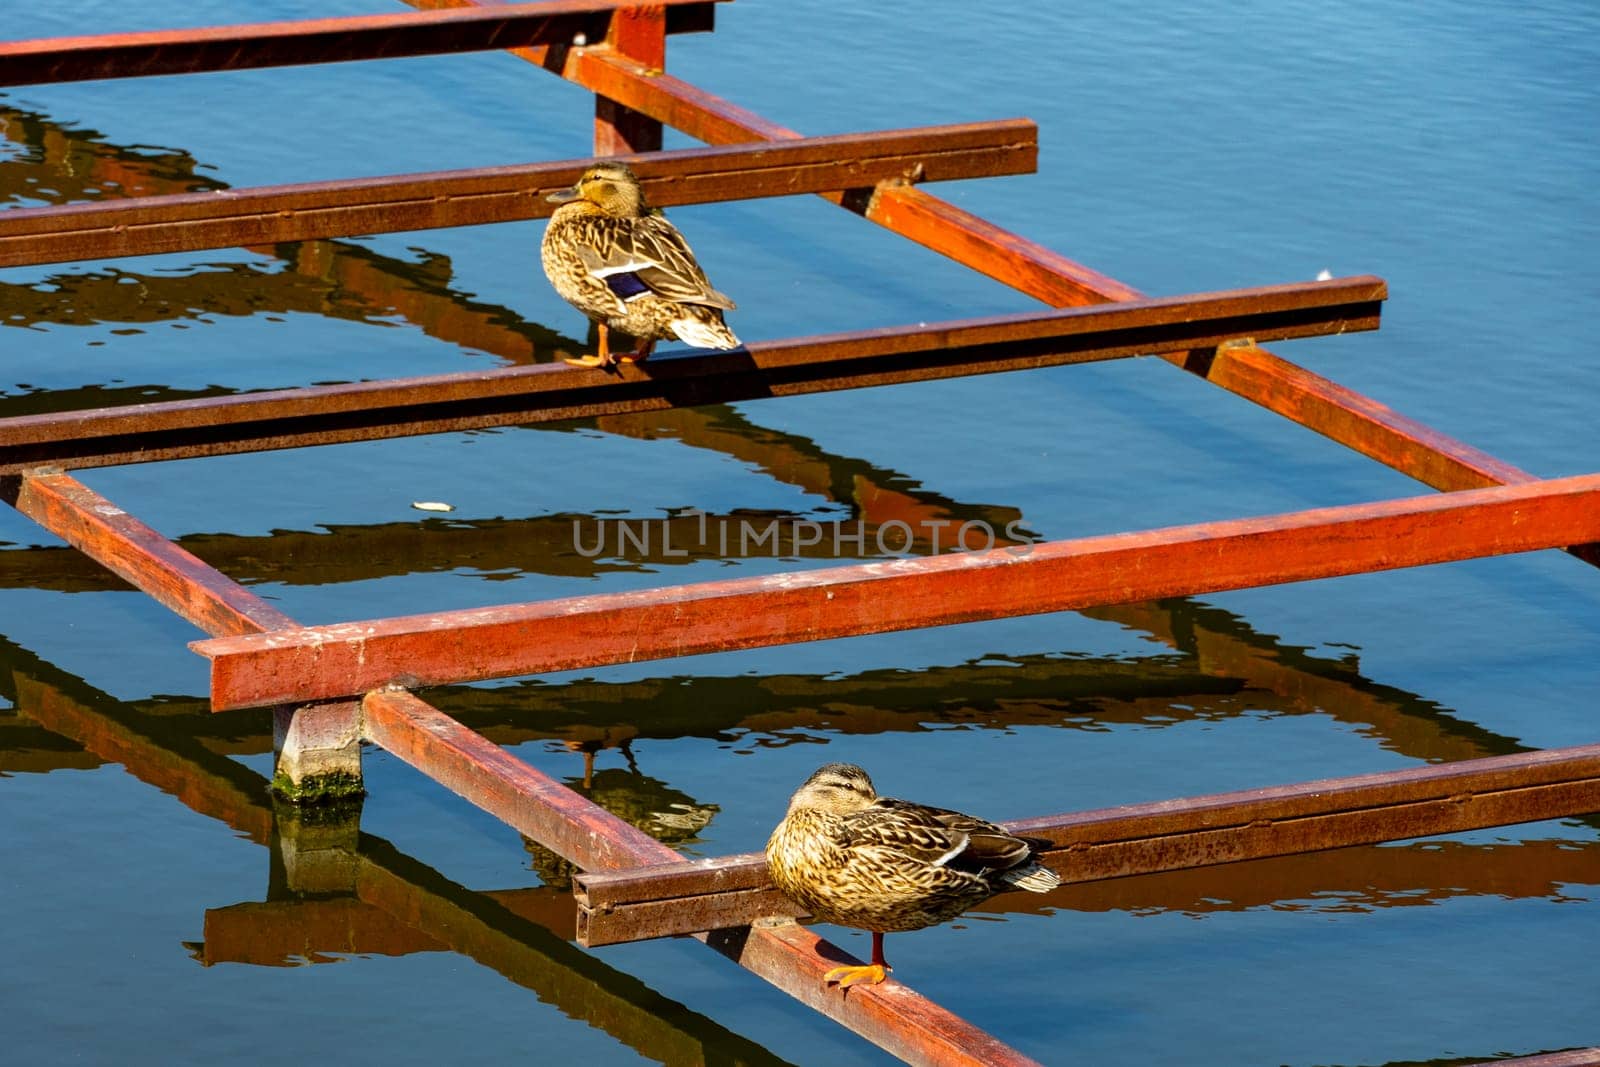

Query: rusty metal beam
left=194, top=472, right=1600, bottom=710
left=573, top=743, right=1600, bottom=945
left=1, top=470, right=295, bottom=637
left=0, top=121, right=1035, bottom=268
left=0, top=277, right=1383, bottom=473
left=0, top=0, right=722, bottom=87
left=529, top=41, right=1599, bottom=539
left=0, top=469, right=1038, bottom=1062
left=361, top=690, right=1043, bottom=1067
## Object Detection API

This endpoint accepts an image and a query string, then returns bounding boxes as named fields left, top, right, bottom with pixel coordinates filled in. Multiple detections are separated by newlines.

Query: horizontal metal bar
left=0, top=277, right=1382, bottom=472
left=0, top=0, right=722, bottom=87
left=0, top=120, right=1036, bottom=267
left=573, top=743, right=1600, bottom=945
left=193, top=472, right=1600, bottom=710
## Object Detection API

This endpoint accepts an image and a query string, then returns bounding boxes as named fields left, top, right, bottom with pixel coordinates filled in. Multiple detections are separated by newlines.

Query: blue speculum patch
left=605, top=272, right=651, bottom=301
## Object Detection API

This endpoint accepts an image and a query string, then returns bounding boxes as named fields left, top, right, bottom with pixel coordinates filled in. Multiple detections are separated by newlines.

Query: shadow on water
left=0, top=632, right=795, bottom=1066
left=3, top=74, right=1596, bottom=1067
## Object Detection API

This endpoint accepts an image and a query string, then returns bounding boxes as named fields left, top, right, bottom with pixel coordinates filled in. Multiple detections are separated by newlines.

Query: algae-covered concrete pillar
left=272, top=700, right=363, bottom=803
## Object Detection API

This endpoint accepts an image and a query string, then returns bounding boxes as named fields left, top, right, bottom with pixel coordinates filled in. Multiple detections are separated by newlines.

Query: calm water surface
left=3, top=2, right=1598, bottom=1064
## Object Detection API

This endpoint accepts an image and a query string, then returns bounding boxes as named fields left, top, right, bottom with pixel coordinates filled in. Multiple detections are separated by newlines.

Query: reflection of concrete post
left=269, top=796, right=362, bottom=898
left=272, top=700, right=364, bottom=803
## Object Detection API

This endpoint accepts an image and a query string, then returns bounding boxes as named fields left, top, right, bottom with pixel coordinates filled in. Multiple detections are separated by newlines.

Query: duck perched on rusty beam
left=541, top=162, right=740, bottom=368
left=766, top=761, right=1060, bottom=988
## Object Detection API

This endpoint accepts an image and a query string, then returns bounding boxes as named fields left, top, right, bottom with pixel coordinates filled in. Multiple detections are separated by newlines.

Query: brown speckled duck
left=766, top=762, right=1060, bottom=988
left=541, top=162, right=740, bottom=368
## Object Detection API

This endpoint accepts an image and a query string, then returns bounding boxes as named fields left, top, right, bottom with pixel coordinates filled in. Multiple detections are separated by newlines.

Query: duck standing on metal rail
left=541, top=162, right=740, bottom=368
left=766, top=762, right=1060, bottom=988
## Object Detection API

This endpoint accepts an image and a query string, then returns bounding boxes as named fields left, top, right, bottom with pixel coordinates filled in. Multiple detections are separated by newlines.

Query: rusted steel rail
left=193, top=472, right=1600, bottom=709
left=0, top=277, right=1382, bottom=472
left=500, top=33, right=1586, bottom=509
left=362, top=689, right=1044, bottom=1067
left=0, top=0, right=721, bottom=87
left=0, top=466, right=1042, bottom=1066
left=573, top=743, right=1600, bottom=945
left=0, top=121, right=1035, bottom=268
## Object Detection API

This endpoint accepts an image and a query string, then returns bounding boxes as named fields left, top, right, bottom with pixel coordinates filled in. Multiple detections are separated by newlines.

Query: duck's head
left=788, top=762, right=878, bottom=815
left=546, top=163, right=646, bottom=218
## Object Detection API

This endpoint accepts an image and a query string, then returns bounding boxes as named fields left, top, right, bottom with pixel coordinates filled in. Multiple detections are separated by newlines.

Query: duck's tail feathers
left=673, top=310, right=741, bottom=350
left=998, top=860, right=1061, bottom=893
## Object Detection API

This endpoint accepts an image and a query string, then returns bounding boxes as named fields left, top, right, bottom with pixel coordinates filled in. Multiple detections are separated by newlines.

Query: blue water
left=3, top=2, right=1598, bottom=1064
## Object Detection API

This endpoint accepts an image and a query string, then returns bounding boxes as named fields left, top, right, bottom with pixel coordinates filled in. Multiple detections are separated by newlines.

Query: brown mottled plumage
left=766, top=762, right=1059, bottom=987
left=541, top=162, right=739, bottom=368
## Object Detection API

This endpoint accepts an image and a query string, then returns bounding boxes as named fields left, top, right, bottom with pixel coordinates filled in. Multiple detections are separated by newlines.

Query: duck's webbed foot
left=823, top=962, right=890, bottom=988
left=616, top=339, right=656, bottom=364
left=564, top=323, right=617, bottom=368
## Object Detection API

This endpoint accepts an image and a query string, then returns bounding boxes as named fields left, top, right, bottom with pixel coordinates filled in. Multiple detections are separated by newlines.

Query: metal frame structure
left=2, top=2, right=1596, bottom=1063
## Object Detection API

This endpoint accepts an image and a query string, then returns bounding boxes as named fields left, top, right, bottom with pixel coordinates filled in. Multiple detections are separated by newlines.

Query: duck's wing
left=576, top=214, right=736, bottom=310
left=844, top=799, right=1033, bottom=873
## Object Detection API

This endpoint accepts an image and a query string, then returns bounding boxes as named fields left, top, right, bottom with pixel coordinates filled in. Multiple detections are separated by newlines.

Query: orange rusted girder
left=192, top=472, right=1600, bottom=710
left=500, top=36, right=1578, bottom=505
left=0, top=467, right=1043, bottom=1065
left=0, top=120, right=1036, bottom=268
left=573, top=743, right=1600, bottom=945
left=363, top=690, right=1045, bottom=1067
left=0, top=0, right=722, bottom=86
left=0, top=277, right=1383, bottom=472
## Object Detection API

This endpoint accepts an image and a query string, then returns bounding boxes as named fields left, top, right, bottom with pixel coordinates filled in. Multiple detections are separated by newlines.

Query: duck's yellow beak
left=546, top=183, right=583, bottom=204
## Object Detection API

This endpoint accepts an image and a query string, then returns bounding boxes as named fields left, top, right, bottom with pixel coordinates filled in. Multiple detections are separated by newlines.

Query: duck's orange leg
left=823, top=931, right=891, bottom=988
left=564, top=323, right=616, bottom=368
left=617, top=338, right=656, bottom=364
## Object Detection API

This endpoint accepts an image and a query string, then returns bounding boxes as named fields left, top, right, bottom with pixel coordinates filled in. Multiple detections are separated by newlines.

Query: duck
left=765, top=761, right=1060, bottom=988
left=541, top=162, right=740, bottom=368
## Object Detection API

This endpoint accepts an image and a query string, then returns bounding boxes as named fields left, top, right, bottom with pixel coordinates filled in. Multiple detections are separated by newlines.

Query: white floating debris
left=411, top=501, right=455, bottom=513
left=1315, top=268, right=1334, bottom=281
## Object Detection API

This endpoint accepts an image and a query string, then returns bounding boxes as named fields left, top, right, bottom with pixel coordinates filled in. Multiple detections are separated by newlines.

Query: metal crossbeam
left=573, top=743, right=1600, bottom=945
left=191, top=473, right=1600, bottom=710
left=0, top=120, right=1036, bottom=267
left=0, top=276, right=1382, bottom=471
left=0, top=0, right=722, bottom=87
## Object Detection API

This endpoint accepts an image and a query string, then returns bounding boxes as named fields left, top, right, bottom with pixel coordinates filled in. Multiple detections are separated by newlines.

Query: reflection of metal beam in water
left=1, top=635, right=275, bottom=841
left=1087, top=599, right=1535, bottom=765
left=0, top=103, right=567, bottom=364
left=0, top=633, right=801, bottom=1064
left=0, top=104, right=226, bottom=204
left=352, top=836, right=797, bottom=1067
left=594, top=405, right=1031, bottom=551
